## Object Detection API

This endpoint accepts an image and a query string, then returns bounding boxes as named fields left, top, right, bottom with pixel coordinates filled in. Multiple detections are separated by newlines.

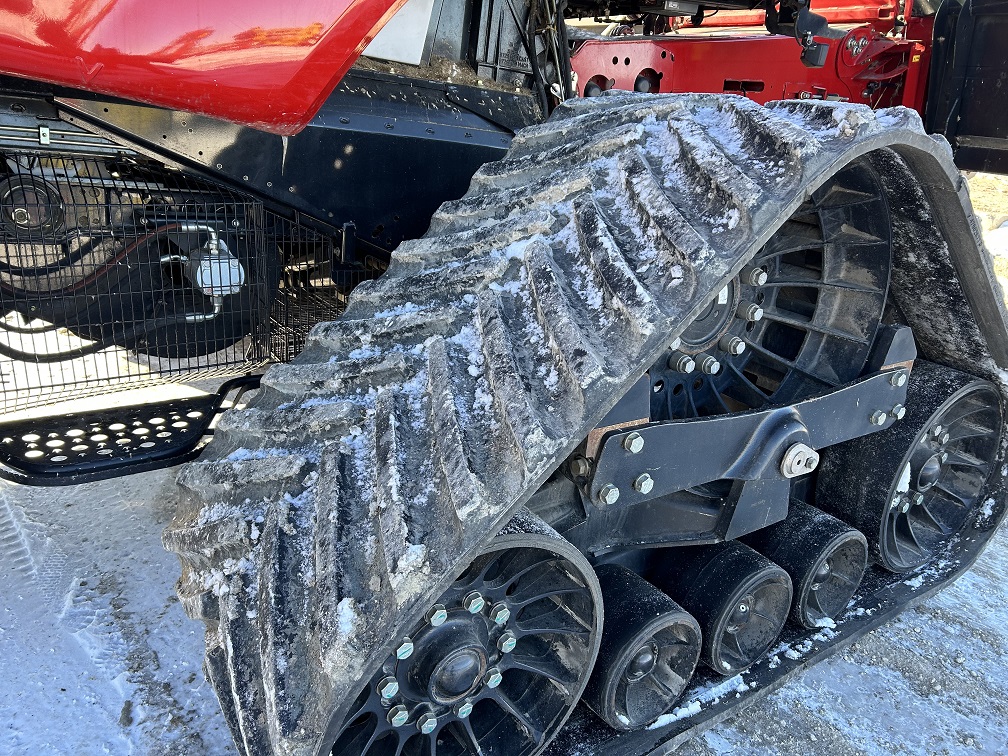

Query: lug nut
left=891, top=404, right=906, bottom=421
left=484, top=668, right=503, bottom=689
left=388, top=704, right=409, bottom=727
left=719, top=335, right=746, bottom=356
left=497, top=631, right=517, bottom=653
left=490, top=603, right=511, bottom=625
left=742, top=265, right=768, bottom=287
left=870, top=410, right=888, bottom=426
left=417, top=712, right=438, bottom=735
left=737, top=301, right=764, bottom=322
left=633, top=473, right=655, bottom=494
left=698, top=354, right=721, bottom=374
left=569, top=456, right=591, bottom=478
left=598, top=483, right=620, bottom=505
left=890, top=371, right=908, bottom=387
left=624, top=431, right=645, bottom=454
left=668, top=352, right=696, bottom=373
left=395, top=638, right=414, bottom=660
left=455, top=701, right=474, bottom=719
left=377, top=676, right=399, bottom=699
left=427, top=604, right=448, bottom=627
left=463, top=592, right=485, bottom=614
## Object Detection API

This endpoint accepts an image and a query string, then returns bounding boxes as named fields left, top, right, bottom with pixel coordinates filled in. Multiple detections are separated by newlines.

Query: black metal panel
left=926, top=0, right=1008, bottom=173
left=56, top=69, right=535, bottom=253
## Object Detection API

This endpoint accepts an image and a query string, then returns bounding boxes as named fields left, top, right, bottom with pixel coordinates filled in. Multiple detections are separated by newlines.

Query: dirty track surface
left=2, top=173, right=1007, bottom=755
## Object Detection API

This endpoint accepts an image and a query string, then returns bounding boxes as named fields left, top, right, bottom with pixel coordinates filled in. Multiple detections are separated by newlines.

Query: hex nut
left=417, top=712, right=438, bottom=735
left=719, top=335, right=746, bottom=356
left=395, top=638, right=414, bottom=660
left=463, top=592, right=485, bottom=614
left=891, top=403, right=906, bottom=421
left=598, top=483, right=620, bottom=506
left=633, top=473, right=655, bottom=494
left=497, top=631, right=517, bottom=653
left=698, top=354, right=721, bottom=374
left=781, top=443, right=819, bottom=478
left=455, top=701, right=474, bottom=719
left=569, top=456, right=591, bottom=478
left=624, top=432, right=645, bottom=454
left=890, top=371, right=908, bottom=387
left=738, top=301, right=764, bottom=322
left=669, top=353, right=696, bottom=373
left=870, top=410, right=888, bottom=426
left=743, top=266, right=768, bottom=287
left=427, top=604, right=448, bottom=627
left=377, top=676, right=399, bottom=699
left=489, top=603, right=511, bottom=625
left=388, top=705, right=409, bottom=727
left=484, top=668, right=503, bottom=688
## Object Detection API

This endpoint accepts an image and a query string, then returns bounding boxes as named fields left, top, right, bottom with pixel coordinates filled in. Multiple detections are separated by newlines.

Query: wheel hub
left=679, top=282, right=739, bottom=354
left=430, top=646, right=487, bottom=703
left=625, top=641, right=658, bottom=682
left=915, top=453, right=943, bottom=492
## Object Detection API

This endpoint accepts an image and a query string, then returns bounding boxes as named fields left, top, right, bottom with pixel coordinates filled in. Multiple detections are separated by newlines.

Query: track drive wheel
left=650, top=542, right=792, bottom=676
left=817, top=361, right=1003, bottom=572
left=324, top=516, right=603, bottom=756
left=583, top=565, right=701, bottom=730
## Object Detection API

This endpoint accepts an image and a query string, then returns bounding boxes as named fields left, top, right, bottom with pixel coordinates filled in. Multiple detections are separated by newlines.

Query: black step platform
left=0, top=375, right=259, bottom=485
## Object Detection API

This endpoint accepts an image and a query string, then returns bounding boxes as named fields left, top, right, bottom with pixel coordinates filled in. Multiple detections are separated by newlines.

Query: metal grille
left=0, top=149, right=370, bottom=415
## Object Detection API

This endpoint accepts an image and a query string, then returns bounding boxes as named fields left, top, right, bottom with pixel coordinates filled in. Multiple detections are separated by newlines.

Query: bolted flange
left=427, top=604, right=448, bottom=627
left=719, top=335, right=746, bottom=356
left=633, top=473, right=655, bottom=494
left=668, top=352, right=696, bottom=373
left=388, top=705, right=409, bottom=727
left=741, top=265, right=768, bottom=287
left=489, top=603, right=511, bottom=625
left=698, top=354, right=721, bottom=375
left=463, top=592, right=485, bottom=614
left=781, top=443, right=820, bottom=478
left=417, top=711, right=438, bottom=735
left=484, top=667, right=503, bottom=689
left=737, top=301, right=764, bottom=322
left=623, top=432, right=645, bottom=454
left=396, top=638, right=414, bottom=660
left=377, top=676, right=399, bottom=699
left=870, top=410, right=888, bottom=426
left=455, top=701, right=473, bottom=719
left=497, top=631, right=517, bottom=653
left=598, top=483, right=620, bottom=506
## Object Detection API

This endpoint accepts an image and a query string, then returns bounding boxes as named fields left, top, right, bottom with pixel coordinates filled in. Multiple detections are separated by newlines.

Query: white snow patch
left=374, top=302, right=422, bottom=319
left=336, top=597, right=358, bottom=639
left=904, top=574, right=926, bottom=589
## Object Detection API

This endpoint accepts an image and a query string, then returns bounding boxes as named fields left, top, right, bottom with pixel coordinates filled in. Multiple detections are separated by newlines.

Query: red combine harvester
left=0, top=1, right=1006, bottom=754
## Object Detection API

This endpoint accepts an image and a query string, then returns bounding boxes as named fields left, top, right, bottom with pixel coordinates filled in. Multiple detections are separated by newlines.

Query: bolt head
left=738, top=302, right=764, bottom=322
left=497, top=631, right=517, bottom=653
left=395, top=639, right=414, bottom=660
left=624, top=432, right=645, bottom=454
left=427, top=604, right=448, bottom=627
left=870, top=410, right=888, bottom=426
left=745, top=267, right=768, bottom=287
left=891, top=404, right=906, bottom=421
left=940, top=452, right=949, bottom=464
left=388, top=705, right=409, bottom=727
left=670, top=337, right=682, bottom=352
left=377, top=676, right=399, bottom=699
left=699, top=355, right=721, bottom=374
left=890, top=371, right=908, bottom=387
left=719, top=335, right=746, bottom=356
left=937, top=431, right=950, bottom=445
left=910, top=491, right=924, bottom=507
left=417, top=712, right=438, bottom=734
left=463, top=592, right=485, bottom=614
left=490, top=603, right=511, bottom=625
left=569, top=456, right=591, bottom=478
left=484, top=668, right=503, bottom=689
left=669, top=353, right=696, bottom=373
left=455, top=701, right=474, bottom=719
left=634, top=473, right=655, bottom=494
left=598, top=483, right=620, bottom=506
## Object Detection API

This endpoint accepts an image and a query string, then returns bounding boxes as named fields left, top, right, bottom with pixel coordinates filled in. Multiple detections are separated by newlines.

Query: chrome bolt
left=719, top=335, right=746, bottom=356
left=463, top=592, right=485, bottom=614
left=624, top=432, right=645, bottom=454
left=890, top=371, right=908, bottom=387
left=484, top=668, right=503, bottom=688
left=455, top=701, right=474, bottom=719
left=870, top=410, right=888, bottom=426
left=497, top=631, right=517, bottom=653
left=737, top=301, right=764, bottom=322
left=427, top=604, right=448, bottom=627
left=634, top=473, right=655, bottom=494
left=377, top=676, right=399, bottom=699
left=598, top=483, right=621, bottom=506
left=781, top=443, right=819, bottom=478
left=417, top=712, right=438, bottom=735
left=396, top=638, right=414, bottom=660
left=569, top=456, right=591, bottom=478
left=742, top=265, right=768, bottom=287
left=388, top=705, right=409, bottom=727
left=668, top=352, right=696, bottom=373
left=698, top=354, right=721, bottom=375
left=891, top=404, right=906, bottom=421
left=490, top=603, right=511, bottom=625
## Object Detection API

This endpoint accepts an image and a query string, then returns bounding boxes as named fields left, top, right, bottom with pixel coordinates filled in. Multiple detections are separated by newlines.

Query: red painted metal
left=0, top=0, right=403, bottom=135
left=571, top=26, right=927, bottom=115
left=694, top=0, right=899, bottom=30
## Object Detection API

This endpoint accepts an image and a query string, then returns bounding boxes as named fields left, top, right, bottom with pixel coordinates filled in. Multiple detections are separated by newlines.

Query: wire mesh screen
left=0, top=149, right=370, bottom=415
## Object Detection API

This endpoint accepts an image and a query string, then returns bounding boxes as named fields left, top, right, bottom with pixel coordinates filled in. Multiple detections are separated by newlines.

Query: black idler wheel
left=817, top=360, right=1003, bottom=573
left=583, top=565, right=701, bottom=731
left=325, top=526, right=602, bottom=756
left=743, top=500, right=868, bottom=628
left=649, top=542, right=792, bottom=676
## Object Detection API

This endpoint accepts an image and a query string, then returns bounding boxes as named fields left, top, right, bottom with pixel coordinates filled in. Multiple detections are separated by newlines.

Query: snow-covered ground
left=2, top=173, right=1008, bottom=755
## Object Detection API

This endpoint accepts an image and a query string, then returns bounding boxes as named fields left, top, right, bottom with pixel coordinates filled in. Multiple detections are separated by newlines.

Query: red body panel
left=0, top=0, right=403, bottom=135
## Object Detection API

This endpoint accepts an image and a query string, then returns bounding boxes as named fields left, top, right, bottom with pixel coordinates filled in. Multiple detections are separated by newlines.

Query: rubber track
left=163, top=93, right=962, bottom=756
